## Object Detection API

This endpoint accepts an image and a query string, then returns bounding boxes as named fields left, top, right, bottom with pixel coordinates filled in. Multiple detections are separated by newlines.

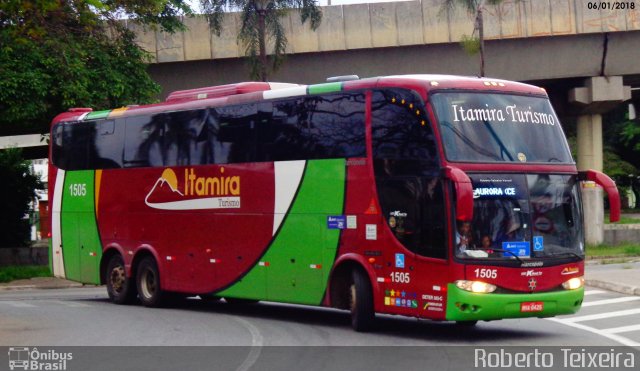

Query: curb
left=586, top=279, right=640, bottom=296
left=0, top=282, right=84, bottom=291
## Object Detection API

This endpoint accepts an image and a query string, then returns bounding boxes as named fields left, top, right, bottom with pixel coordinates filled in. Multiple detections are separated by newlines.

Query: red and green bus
left=49, top=75, right=620, bottom=331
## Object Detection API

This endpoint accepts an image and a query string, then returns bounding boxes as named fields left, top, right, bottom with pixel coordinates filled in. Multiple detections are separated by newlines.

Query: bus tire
left=136, top=256, right=166, bottom=307
left=456, top=320, right=478, bottom=327
left=350, top=269, right=375, bottom=332
left=225, top=298, right=259, bottom=305
left=199, top=294, right=222, bottom=302
left=106, top=254, right=136, bottom=305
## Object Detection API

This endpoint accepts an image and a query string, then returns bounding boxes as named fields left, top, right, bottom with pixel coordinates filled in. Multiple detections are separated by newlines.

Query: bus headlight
left=562, top=277, right=584, bottom=290
left=455, top=280, right=497, bottom=293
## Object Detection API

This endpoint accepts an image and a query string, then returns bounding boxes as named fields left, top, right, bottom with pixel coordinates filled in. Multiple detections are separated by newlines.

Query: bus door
left=377, top=173, right=449, bottom=317
left=61, top=170, right=102, bottom=284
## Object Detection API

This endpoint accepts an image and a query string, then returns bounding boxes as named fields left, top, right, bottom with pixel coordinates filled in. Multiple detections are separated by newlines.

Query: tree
left=442, top=0, right=506, bottom=77
left=0, top=0, right=191, bottom=135
left=0, top=148, right=42, bottom=247
left=200, top=0, right=322, bottom=81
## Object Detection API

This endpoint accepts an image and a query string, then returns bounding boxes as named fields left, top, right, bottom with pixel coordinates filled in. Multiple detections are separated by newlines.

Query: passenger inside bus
left=456, top=221, right=473, bottom=253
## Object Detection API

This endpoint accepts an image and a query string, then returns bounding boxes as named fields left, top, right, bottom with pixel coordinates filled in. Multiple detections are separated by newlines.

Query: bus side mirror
left=578, top=169, right=621, bottom=223
left=444, top=166, right=474, bottom=222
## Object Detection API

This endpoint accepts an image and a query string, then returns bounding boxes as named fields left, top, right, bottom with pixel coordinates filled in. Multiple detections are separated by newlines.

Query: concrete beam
left=135, top=0, right=640, bottom=64
left=0, top=134, right=49, bottom=149
left=569, top=76, right=632, bottom=114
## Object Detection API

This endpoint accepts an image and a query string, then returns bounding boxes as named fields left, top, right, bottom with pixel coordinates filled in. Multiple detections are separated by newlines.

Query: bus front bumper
left=445, top=284, right=584, bottom=322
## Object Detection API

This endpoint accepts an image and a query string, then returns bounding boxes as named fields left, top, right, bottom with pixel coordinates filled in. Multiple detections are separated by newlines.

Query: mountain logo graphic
left=145, top=168, right=241, bottom=210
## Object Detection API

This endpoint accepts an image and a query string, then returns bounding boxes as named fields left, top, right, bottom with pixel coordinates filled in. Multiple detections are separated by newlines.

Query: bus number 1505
left=474, top=268, right=498, bottom=279
left=69, top=183, right=87, bottom=197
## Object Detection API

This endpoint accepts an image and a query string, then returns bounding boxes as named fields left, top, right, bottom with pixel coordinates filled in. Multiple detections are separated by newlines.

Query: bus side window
left=51, top=123, right=67, bottom=169
left=264, top=93, right=365, bottom=162
left=124, top=114, right=162, bottom=168
left=304, top=93, right=366, bottom=159
left=209, top=104, right=257, bottom=164
left=93, top=119, right=124, bottom=168
left=64, top=122, right=96, bottom=170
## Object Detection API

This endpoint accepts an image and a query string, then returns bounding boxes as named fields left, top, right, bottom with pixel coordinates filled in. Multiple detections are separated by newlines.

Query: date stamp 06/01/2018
left=587, top=1, right=636, bottom=10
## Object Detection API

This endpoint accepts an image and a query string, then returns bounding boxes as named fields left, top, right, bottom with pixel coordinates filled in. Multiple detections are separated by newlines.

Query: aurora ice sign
left=451, top=104, right=556, bottom=126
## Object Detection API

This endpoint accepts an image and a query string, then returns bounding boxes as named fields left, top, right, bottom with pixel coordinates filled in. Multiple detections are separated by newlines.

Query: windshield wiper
left=473, top=248, right=523, bottom=264
left=483, top=120, right=514, bottom=161
left=543, top=252, right=583, bottom=260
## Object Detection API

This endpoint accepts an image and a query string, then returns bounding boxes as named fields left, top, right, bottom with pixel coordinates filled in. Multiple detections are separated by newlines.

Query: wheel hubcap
left=349, top=284, right=356, bottom=312
left=141, top=269, right=156, bottom=299
left=109, top=265, right=126, bottom=293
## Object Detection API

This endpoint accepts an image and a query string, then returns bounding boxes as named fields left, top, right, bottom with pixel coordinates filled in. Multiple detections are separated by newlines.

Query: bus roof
left=53, top=75, right=547, bottom=125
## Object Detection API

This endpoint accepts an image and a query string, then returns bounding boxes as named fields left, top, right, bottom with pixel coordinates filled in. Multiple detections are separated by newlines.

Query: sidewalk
left=0, top=276, right=84, bottom=291
left=585, top=259, right=640, bottom=296
left=1, top=261, right=639, bottom=296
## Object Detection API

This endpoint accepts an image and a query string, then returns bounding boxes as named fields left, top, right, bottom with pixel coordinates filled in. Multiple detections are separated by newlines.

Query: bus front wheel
left=106, top=254, right=136, bottom=305
left=350, top=269, right=375, bottom=332
left=136, top=256, right=166, bottom=307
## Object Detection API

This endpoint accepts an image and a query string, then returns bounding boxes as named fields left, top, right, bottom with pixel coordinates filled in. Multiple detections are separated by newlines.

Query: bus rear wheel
left=106, top=255, right=136, bottom=305
left=136, top=256, right=166, bottom=307
left=349, top=269, right=375, bottom=332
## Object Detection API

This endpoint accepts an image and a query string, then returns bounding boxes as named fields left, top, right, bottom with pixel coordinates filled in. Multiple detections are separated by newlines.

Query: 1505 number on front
left=474, top=268, right=498, bottom=279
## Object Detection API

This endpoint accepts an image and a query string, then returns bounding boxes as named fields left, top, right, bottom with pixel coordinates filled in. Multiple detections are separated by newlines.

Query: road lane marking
left=4, top=301, right=36, bottom=308
left=560, top=308, right=640, bottom=323
left=231, top=316, right=263, bottom=371
left=601, top=324, right=640, bottom=334
left=547, top=318, right=640, bottom=347
left=54, top=300, right=91, bottom=308
left=583, top=290, right=607, bottom=296
left=582, top=297, right=640, bottom=307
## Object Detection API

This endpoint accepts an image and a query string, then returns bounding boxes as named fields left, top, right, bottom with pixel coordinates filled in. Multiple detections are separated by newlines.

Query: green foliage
left=0, top=148, right=42, bottom=247
left=586, top=243, right=640, bottom=257
left=620, top=118, right=640, bottom=152
left=605, top=213, right=640, bottom=224
left=603, top=148, right=637, bottom=178
left=460, top=34, right=480, bottom=55
left=0, top=265, right=51, bottom=283
left=566, top=135, right=638, bottom=179
left=200, top=0, right=322, bottom=81
left=0, top=0, right=189, bottom=135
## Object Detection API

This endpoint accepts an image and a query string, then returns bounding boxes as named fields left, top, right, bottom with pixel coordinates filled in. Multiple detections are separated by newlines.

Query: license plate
left=520, top=301, right=544, bottom=312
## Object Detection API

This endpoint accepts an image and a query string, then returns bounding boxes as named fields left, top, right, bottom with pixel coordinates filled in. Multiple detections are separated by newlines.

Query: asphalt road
left=1, top=287, right=639, bottom=370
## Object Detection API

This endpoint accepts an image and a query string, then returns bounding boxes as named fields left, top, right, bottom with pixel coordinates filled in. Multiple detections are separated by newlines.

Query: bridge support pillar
left=569, top=76, right=631, bottom=245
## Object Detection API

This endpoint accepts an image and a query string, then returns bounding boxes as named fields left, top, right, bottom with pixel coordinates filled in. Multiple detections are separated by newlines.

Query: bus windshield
left=431, top=92, right=573, bottom=163
left=456, top=174, right=584, bottom=261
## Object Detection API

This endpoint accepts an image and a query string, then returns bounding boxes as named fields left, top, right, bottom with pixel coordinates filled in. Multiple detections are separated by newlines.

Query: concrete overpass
left=139, top=0, right=640, bottom=90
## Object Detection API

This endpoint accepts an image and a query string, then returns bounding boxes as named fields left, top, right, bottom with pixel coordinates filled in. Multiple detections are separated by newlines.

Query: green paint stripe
left=85, top=110, right=111, bottom=120
left=445, top=284, right=584, bottom=321
left=308, top=82, right=343, bottom=95
left=219, top=159, right=346, bottom=304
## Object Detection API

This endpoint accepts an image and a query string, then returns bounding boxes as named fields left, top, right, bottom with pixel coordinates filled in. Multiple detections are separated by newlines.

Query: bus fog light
left=562, top=277, right=584, bottom=290
left=455, top=280, right=497, bottom=293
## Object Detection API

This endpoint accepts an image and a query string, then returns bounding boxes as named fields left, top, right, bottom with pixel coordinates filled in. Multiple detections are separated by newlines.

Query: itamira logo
left=145, top=168, right=241, bottom=210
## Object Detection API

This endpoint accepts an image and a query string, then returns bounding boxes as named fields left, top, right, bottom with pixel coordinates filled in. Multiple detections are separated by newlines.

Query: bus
left=49, top=75, right=621, bottom=331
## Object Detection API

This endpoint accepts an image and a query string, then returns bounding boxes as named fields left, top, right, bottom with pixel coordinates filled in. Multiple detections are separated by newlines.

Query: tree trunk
left=258, top=10, right=268, bottom=82
left=477, top=6, right=485, bottom=77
